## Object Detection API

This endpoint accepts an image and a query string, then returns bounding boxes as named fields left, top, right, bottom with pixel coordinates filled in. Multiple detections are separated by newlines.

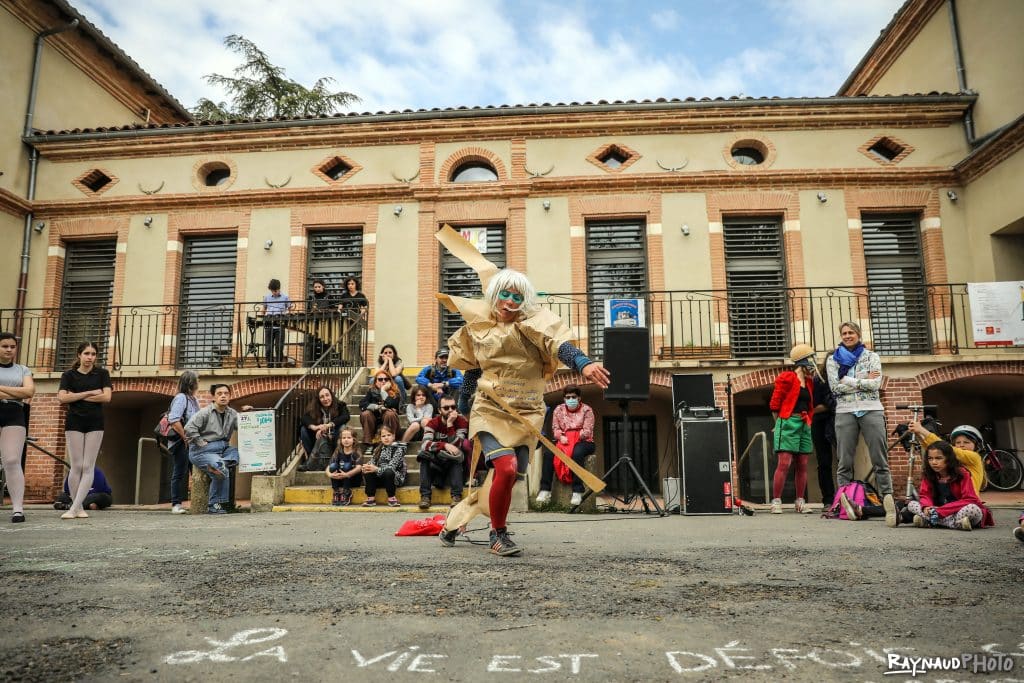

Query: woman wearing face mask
left=536, top=385, right=596, bottom=507
left=768, top=344, right=817, bottom=514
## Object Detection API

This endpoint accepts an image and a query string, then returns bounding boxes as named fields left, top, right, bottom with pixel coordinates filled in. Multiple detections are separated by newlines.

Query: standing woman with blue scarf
left=826, top=321, right=897, bottom=526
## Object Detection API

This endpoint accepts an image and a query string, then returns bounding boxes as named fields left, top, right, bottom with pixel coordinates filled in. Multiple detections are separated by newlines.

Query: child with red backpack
left=907, top=441, right=993, bottom=530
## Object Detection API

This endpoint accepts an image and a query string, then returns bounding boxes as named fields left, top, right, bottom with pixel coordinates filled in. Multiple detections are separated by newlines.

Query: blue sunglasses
left=498, top=290, right=524, bottom=304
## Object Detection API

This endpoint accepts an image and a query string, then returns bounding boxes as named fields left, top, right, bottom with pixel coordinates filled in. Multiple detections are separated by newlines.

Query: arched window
left=451, top=162, right=498, bottom=183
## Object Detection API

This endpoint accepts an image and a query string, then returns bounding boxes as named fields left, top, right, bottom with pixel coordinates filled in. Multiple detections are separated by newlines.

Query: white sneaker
left=570, top=492, right=583, bottom=506
left=770, top=498, right=782, bottom=514
left=171, top=504, right=186, bottom=515
left=535, top=490, right=551, bottom=504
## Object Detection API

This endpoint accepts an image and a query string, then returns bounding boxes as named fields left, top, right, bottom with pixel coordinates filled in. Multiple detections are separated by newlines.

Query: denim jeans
left=169, top=439, right=190, bottom=505
left=188, top=440, right=239, bottom=506
left=419, top=458, right=463, bottom=498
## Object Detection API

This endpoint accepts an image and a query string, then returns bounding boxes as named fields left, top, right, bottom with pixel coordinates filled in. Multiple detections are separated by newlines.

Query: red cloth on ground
left=553, top=430, right=580, bottom=484
left=394, top=514, right=447, bottom=536
left=489, top=453, right=517, bottom=529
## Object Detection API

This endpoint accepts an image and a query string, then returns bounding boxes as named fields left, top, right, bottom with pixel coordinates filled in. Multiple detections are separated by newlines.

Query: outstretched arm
left=557, top=342, right=610, bottom=389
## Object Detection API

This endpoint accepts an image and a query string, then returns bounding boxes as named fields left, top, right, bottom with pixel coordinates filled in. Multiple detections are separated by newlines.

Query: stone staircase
left=271, top=413, right=461, bottom=513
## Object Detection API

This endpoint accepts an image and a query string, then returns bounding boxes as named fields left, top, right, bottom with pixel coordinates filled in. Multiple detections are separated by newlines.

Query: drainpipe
left=15, top=18, right=79, bottom=335
left=947, top=0, right=976, bottom=145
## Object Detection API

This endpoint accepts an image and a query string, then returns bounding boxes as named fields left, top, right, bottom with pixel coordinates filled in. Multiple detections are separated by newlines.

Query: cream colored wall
left=33, top=145, right=421, bottom=201
left=245, top=208, right=292, bottom=301
left=0, top=211, right=23, bottom=310
left=524, top=198, right=573, bottom=293
left=957, top=0, right=1024, bottom=137
left=23, top=220, right=49, bottom=309
left=372, top=203, right=419, bottom=364
left=0, top=7, right=140, bottom=196
left=120, top=215, right=167, bottom=305
left=963, top=148, right=1024, bottom=281
left=527, top=127, right=966, bottom=177
left=435, top=140, right=510, bottom=182
left=870, top=7, right=959, bottom=96
left=661, top=193, right=712, bottom=290
left=938, top=190, right=971, bottom=283
left=798, top=191, right=854, bottom=286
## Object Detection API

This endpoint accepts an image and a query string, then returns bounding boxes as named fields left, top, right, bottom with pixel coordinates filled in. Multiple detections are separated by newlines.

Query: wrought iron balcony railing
left=0, top=300, right=368, bottom=373
left=0, top=284, right=1016, bottom=373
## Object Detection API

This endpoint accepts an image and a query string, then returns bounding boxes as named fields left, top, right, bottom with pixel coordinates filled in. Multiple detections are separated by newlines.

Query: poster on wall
left=967, top=281, right=1024, bottom=347
left=458, top=227, right=488, bottom=254
left=237, top=410, right=277, bottom=473
left=604, top=298, right=645, bottom=328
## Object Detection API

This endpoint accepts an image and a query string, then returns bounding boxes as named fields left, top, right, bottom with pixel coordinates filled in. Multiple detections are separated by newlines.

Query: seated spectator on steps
left=326, top=428, right=362, bottom=506
left=184, top=383, right=241, bottom=515
left=417, top=395, right=470, bottom=510
left=415, top=348, right=463, bottom=402
left=53, top=466, right=112, bottom=511
left=359, top=371, right=401, bottom=452
left=905, top=441, right=993, bottom=530
left=907, top=421, right=986, bottom=496
left=299, top=385, right=350, bottom=471
left=402, top=385, right=434, bottom=444
left=536, top=385, right=595, bottom=507
left=361, top=426, right=407, bottom=507
left=376, top=344, right=409, bottom=402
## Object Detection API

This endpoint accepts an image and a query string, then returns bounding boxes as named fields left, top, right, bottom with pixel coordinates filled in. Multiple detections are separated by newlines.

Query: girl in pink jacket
left=907, top=440, right=994, bottom=530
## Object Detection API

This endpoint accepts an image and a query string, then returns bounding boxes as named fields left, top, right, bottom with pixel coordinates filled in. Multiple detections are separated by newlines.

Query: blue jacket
left=63, top=467, right=111, bottom=495
left=415, top=364, right=463, bottom=397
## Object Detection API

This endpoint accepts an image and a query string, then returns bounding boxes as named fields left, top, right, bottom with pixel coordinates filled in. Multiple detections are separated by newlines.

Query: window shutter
left=724, top=218, right=788, bottom=357
left=586, top=221, right=648, bottom=357
left=57, top=240, right=116, bottom=369
left=861, top=214, right=929, bottom=355
left=177, top=237, right=237, bottom=368
left=439, top=225, right=506, bottom=344
left=308, top=230, right=363, bottom=297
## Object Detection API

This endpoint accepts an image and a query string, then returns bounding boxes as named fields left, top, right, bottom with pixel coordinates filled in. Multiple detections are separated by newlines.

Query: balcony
left=0, top=284, right=1017, bottom=374
left=0, top=301, right=368, bottom=374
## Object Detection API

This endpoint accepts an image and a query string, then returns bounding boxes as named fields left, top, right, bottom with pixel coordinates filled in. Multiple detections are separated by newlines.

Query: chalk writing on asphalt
left=164, top=628, right=288, bottom=664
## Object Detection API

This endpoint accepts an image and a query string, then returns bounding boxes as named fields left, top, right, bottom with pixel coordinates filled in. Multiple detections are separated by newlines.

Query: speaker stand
left=571, top=400, right=666, bottom=516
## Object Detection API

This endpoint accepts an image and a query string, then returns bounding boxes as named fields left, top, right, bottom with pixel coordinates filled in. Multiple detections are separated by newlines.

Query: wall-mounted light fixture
left=946, top=190, right=958, bottom=202
left=680, top=224, right=690, bottom=236
left=143, top=216, right=153, bottom=227
left=542, top=200, right=551, bottom=211
left=263, top=239, right=273, bottom=250
left=393, top=205, right=403, bottom=216
left=33, top=221, right=45, bottom=234
left=816, top=192, right=828, bottom=203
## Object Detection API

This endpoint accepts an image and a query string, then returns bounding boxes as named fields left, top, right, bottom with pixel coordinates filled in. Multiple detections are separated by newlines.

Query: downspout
left=15, top=18, right=79, bottom=335
left=947, top=0, right=976, bottom=144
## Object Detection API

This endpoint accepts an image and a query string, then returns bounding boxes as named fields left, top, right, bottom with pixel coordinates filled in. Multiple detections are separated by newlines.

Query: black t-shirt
left=59, top=367, right=112, bottom=425
left=793, top=387, right=812, bottom=414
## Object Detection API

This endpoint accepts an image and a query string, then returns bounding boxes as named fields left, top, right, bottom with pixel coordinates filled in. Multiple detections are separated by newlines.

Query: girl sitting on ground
left=908, top=441, right=994, bottom=530
left=326, top=428, right=363, bottom=506
left=361, top=425, right=407, bottom=507
left=402, top=385, right=434, bottom=443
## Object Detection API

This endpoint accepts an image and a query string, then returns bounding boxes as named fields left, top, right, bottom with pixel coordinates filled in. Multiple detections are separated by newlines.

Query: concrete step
left=279, top=485, right=455, bottom=508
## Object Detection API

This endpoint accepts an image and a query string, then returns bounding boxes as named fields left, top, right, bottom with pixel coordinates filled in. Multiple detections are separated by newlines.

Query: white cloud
left=72, top=0, right=904, bottom=116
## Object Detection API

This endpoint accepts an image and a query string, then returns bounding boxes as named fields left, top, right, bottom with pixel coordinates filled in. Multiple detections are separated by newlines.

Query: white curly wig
left=484, top=269, right=539, bottom=317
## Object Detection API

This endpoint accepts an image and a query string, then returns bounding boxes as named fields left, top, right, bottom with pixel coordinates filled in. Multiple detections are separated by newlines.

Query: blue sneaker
left=207, top=503, right=227, bottom=515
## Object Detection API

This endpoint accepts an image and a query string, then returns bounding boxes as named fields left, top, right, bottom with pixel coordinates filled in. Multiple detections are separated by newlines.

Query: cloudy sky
left=75, top=0, right=904, bottom=114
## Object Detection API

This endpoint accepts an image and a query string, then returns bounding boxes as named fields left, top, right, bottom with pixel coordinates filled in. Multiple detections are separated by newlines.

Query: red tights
left=772, top=451, right=808, bottom=500
left=488, top=454, right=517, bottom=529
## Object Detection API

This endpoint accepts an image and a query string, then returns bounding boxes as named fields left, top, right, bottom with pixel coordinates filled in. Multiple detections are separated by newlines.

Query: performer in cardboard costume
left=435, top=226, right=610, bottom=556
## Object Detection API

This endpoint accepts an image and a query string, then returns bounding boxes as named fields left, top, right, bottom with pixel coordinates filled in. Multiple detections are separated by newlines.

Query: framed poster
left=967, top=281, right=1024, bottom=347
left=604, top=298, right=645, bottom=328
left=237, top=410, right=277, bottom=473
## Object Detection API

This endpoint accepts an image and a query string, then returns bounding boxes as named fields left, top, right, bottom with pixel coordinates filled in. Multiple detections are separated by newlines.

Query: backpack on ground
left=825, top=480, right=881, bottom=519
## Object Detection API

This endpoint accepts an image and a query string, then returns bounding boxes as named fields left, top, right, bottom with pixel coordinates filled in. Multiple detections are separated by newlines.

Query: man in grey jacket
left=184, top=384, right=240, bottom=514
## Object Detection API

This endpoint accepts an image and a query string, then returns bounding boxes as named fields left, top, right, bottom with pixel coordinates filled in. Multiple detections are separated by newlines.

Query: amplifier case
left=678, top=418, right=733, bottom=515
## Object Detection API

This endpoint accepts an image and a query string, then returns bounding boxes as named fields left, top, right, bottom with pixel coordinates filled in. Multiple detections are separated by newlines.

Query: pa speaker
left=603, top=327, right=650, bottom=401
